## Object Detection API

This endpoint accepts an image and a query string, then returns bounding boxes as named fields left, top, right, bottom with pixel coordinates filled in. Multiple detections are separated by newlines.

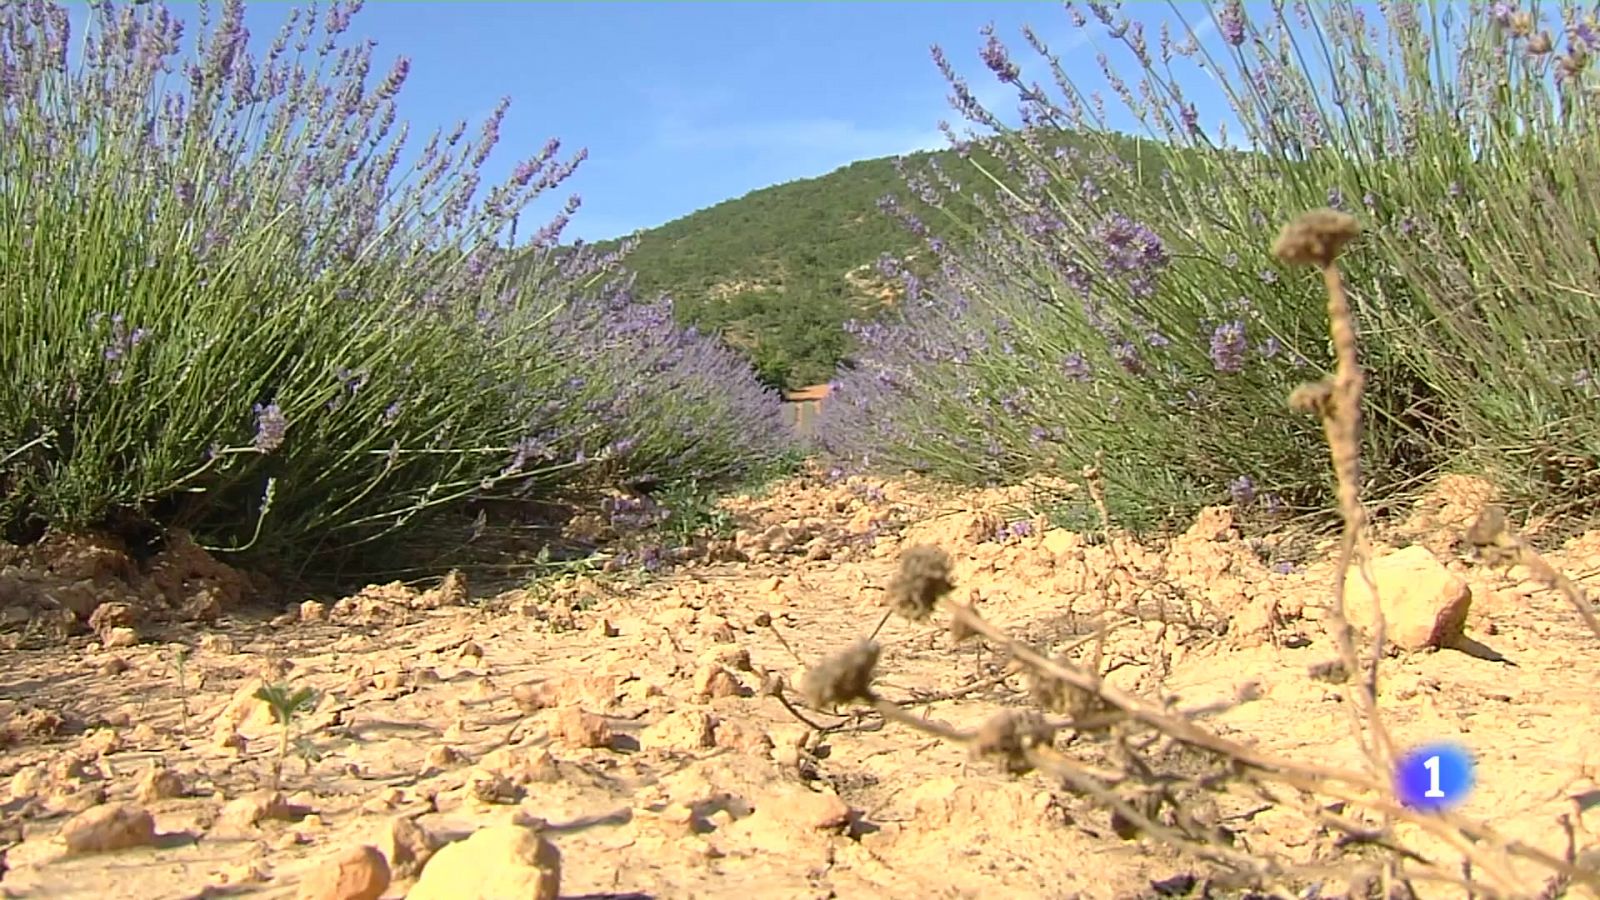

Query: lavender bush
left=0, top=0, right=792, bottom=577
left=820, top=0, right=1600, bottom=525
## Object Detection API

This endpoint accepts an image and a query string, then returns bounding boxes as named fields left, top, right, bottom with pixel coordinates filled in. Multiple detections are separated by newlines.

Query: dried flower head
left=949, top=608, right=977, bottom=643
left=970, top=709, right=1057, bottom=775
left=885, top=544, right=955, bottom=622
left=1288, top=377, right=1336, bottom=417
left=1029, top=663, right=1112, bottom=722
left=1465, top=505, right=1522, bottom=565
left=1465, top=505, right=1509, bottom=548
left=799, top=640, right=880, bottom=708
left=1271, top=209, right=1361, bottom=268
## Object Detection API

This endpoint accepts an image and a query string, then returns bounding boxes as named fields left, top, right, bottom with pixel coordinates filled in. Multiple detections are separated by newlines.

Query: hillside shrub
left=0, top=0, right=792, bottom=579
left=818, top=0, right=1600, bottom=527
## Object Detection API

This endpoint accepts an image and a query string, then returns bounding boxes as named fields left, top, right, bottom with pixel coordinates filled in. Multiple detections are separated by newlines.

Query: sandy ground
left=1, top=472, right=1598, bottom=899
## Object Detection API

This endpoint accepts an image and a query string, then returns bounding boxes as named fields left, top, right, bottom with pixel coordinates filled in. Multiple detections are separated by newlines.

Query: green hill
left=584, top=152, right=946, bottom=390
left=582, top=131, right=1162, bottom=392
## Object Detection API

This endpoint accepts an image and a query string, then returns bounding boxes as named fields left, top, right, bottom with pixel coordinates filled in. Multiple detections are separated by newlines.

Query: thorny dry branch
left=780, top=211, right=1600, bottom=899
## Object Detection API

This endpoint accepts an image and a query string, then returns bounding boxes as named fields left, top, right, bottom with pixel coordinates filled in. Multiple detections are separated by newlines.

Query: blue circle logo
left=1394, top=742, right=1475, bottom=811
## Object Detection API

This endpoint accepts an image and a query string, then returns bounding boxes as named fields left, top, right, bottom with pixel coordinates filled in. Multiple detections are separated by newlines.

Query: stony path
left=1, top=475, right=1597, bottom=898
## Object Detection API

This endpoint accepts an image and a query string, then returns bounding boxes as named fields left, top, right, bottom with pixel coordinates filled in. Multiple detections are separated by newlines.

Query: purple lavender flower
left=253, top=402, right=287, bottom=453
left=1179, top=102, right=1199, bottom=134
left=502, top=435, right=555, bottom=476
left=1228, top=474, right=1256, bottom=506
left=1094, top=213, right=1169, bottom=275
left=979, top=27, right=1020, bottom=84
left=1111, top=339, right=1144, bottom=375
left=1218, top=0, right=1247, bottom=46
left=1209, top=320, right=1247, bottom=373
left=1061, top=350, right=1092, bottom=381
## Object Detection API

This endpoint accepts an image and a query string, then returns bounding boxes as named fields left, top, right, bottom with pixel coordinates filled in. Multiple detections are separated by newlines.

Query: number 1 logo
left=1396, top=742, right=1475, bottom=811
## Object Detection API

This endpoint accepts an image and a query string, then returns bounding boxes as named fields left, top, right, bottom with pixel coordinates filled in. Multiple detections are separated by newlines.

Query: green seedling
left=253, top=682, right=321, bottom=791
left=174, top=646, right=192, bottom=738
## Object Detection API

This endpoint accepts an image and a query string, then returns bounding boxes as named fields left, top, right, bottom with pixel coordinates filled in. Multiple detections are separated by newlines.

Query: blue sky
left=293, top=1, right=1114, bottom=242
left=327, top=2, right=1097, bottom=241
left=134, top=1, right=1248, bottom=242
left=226, top=1, right=1247, bottom=241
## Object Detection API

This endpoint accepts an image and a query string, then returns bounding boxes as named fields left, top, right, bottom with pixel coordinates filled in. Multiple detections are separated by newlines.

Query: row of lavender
left=817, top=0, right=1600, bottom=529
left=0, top=0, right=795, bottom=579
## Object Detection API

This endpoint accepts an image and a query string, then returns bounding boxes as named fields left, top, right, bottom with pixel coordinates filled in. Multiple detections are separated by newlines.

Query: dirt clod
left=405, top=823, right=561, bottom=900
left=59, top=803, right=157, bottom=855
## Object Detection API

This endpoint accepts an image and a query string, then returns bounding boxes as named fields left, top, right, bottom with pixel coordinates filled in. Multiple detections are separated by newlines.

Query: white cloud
left=651, top=115, right=945, bottom=161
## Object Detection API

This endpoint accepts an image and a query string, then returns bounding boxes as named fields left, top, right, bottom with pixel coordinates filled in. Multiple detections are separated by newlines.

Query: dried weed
left=783, top=210, right=1600, bottom=898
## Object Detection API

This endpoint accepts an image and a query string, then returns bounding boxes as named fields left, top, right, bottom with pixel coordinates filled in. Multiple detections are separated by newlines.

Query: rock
left=10, top=765, right=44, bottom=800
left=1342, top=546, right=1472, bottom=651
left=50, top=785, right=108, bottom=814
left=136, top=765, right=186, bottom=802
left=422, top=745, right=461, bottom=773
left=180, top=587, right=224, bottom=622
left=49, top=754, right=99, bottom=784
left=1227, top=595, right=1284, bottom=649
left=713, top=720, right=774, bottom=755
left=479, top=746, right=558, bottom=785
left=58, top=802, right=157, bottom=854
left=300, top=600, right=328, bottom=622
left=406, top=824, right=560, bottom=900
left=198, top=633, right=236, bottom=654
left=960, top=510, right=1005, bottom=545
left=33, top=531, right=136, bottom=582
left=727, top=785, right=854, bottom=856
left=5, top=705, right=66, bottom=744
left=210, top=679, right=279, bottom=742
left=692, top=664, right=745, bottom=700
left=1038, top=529, right=1080, bottom=559
left=760, top=784, right=853, bottom=831
left=217, top=859, right=271, bottom=885
left=295, top=844, right=390, bottom=900
left=699, top=644, right=752, bottom=672
left=641, top=708, right=717, bottom=751
left=87, top=602, right=140, bottom=634
left=464, top=768, right=521, bottom=805
left=511, top=675, right=619, bottom=713
left=220, top=790, right=297, bottom=829
left=100, top=626, right=139, bottom=648
left=144, top=529, right=250, bottom=609
left=1183, top=506, right=1237, bottom=543
left=77, top=727, right=123, bottom=758
left=376, top=816, right=442, bottom=881
left=417, top=569, right=468, bottom=609
left=548, top=706, right=612, bottom=749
